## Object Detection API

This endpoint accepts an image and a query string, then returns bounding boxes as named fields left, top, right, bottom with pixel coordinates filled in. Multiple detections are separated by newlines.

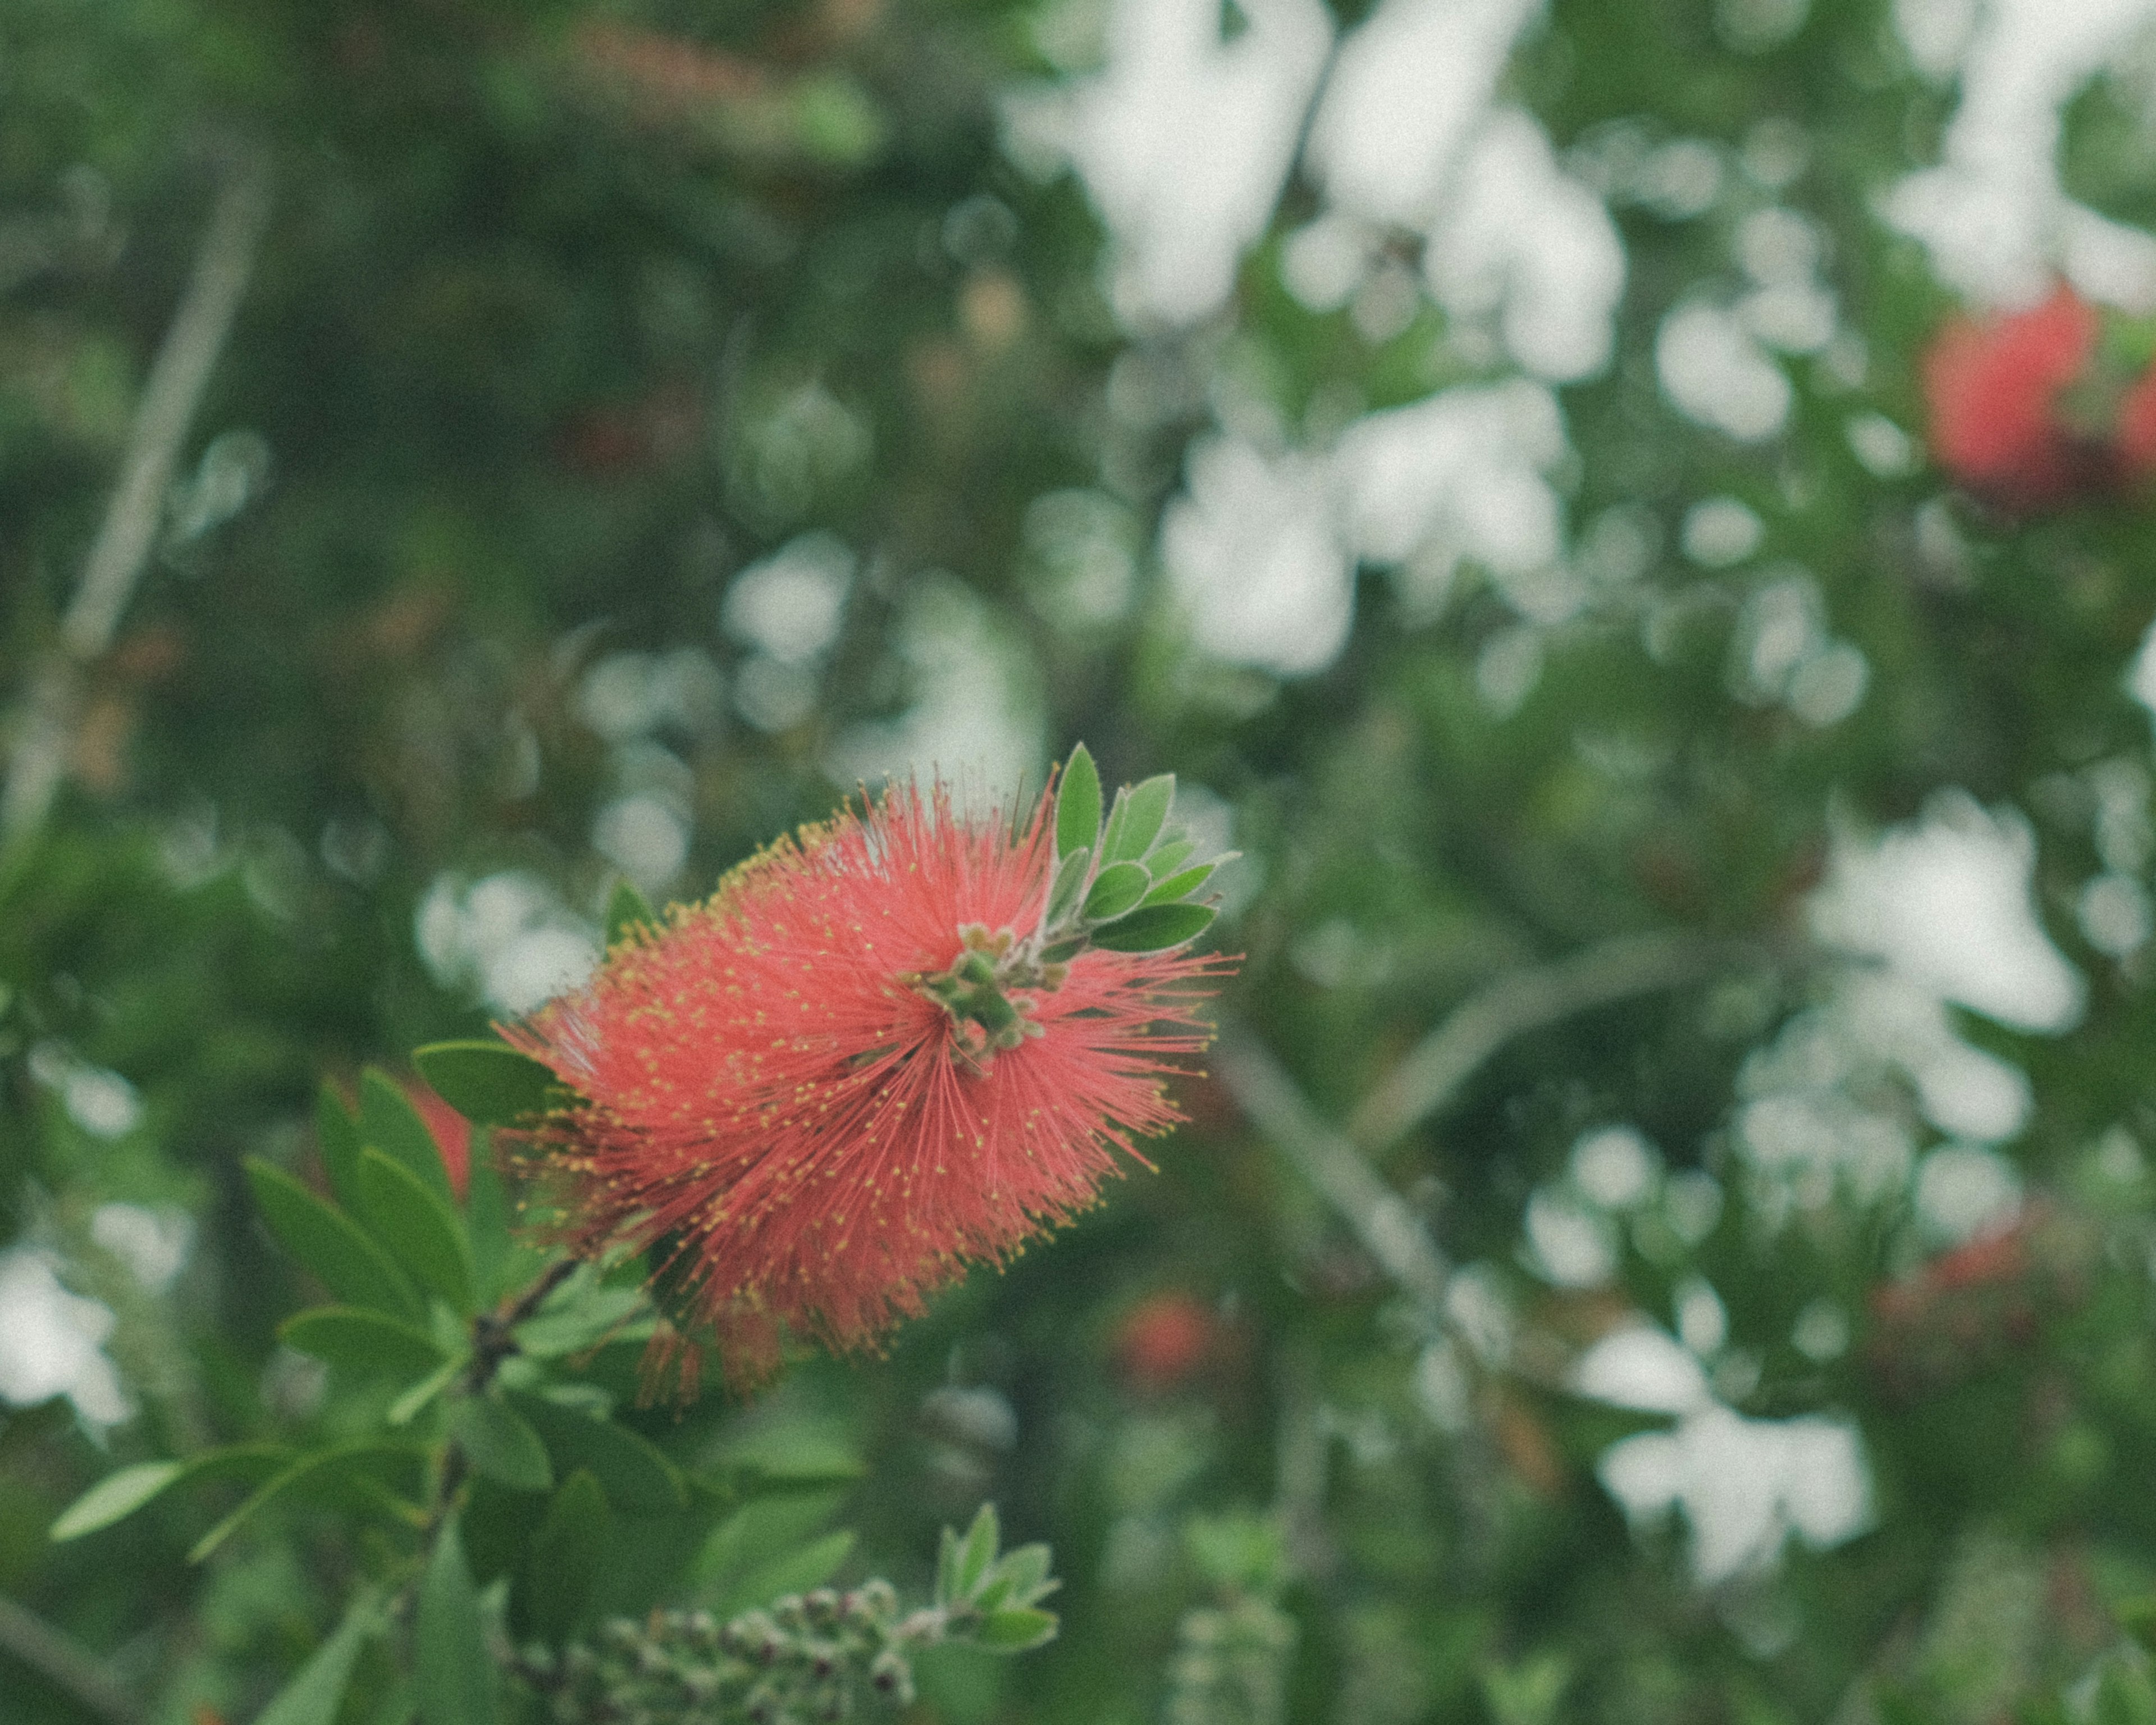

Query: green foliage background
left=10, top=0, right=2156, bottom=1721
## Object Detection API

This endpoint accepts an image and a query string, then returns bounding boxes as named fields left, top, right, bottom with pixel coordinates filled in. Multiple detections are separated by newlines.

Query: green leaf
left=361, top=1069, right=455, bottom=1204
left=451, top=1395, right=554, bottom=1494
left=975, top=1607, right=1058, bottom=1651
left=190, top=1443, right=425, bottom=1563
left=508, top=1391, right=685, bottom=1514
left=279, top=1306, right=449, bottom=1380
left=1045, top=847, right=1090, bottom=927
left=1143, top=836, right=1195, bottom=877
left=707, top=1529, right=856, bottom=1621
left=256, top=1591, right=383, bottom=1725
left=245, top=1159, right=422, bottom=1322
left=517, top=1470, right=611, bottom=1642
left=49, top=1462, right=181, bottom=1541
left=1140, top=861, right=1217, bottom=906
left=390, top=1356, right=467, bottom=1427
left=418, top=1519, right=499, bottom=1725
left=1088, top=902, right=1216, bottom=952
left=1055, top=745, right=1101, bottom=860
left=355, top=1148, right=476, bottom=1314
left=975, top=1541, right=1055, bottom=1612
left=52, top=1446, right=294, bottom=1541
left=315, top=1084, right=366, bottom=1215
left=511, top=1271, right=647, bottom=1358
left=414, top=1041, right=560, bottom=1129
left=1101, top=774, right=1173, bottom=865
left=606, top=877, right=660, bottom=947
left=954, top=1502, right=1000, bottom=1599
left=1082, top=860, right=1150, bottom=921
left=936, top=1523, right=961, bottom=1607
left=464, top=1133, right=517, bottom=1300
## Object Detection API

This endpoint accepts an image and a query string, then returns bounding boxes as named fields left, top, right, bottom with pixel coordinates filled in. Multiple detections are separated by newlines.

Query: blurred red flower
left=1113, top=1292, right=1218, bottom=1395
left=1922, top=285, right=2100, bottom=505
left=504, top=779, right=1227, bottom=1391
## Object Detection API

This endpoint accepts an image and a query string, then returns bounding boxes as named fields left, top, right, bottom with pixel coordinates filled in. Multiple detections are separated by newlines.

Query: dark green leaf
left=190, top=1443, right=426, bottom=1563
left=707, top=1529, right=856, bottom=1621
left=975, top=1607, right=1058, bottom=1651
left=1088, top=902, right=1216, bottom=952
left=256, top=1591, right=383, bottom=1725
left=1055, top=744, right=1101, bottom=860
left=418, top=1518, right=499, bottom=1725
left=1140, top=861, right=1217, bottom=906
left=245, top=1159, right=422, bottom=1322
left=279, top=1306, right=449, bottom=1379
left=451, top=1395, right=554, bottom=1493
left=508, top=1391, right=685, bottom=1513
left=414, top=1041, right=559, bottom=1129
left=1102, top=774, right=1173, bottom=865
left=355, top=1148, right=477, bottom=1314
left=517, top=1470, right=611, bottom=1642
left=606, top=877, right=660, bottom=946
left=1082, top=860, right=1150, bottom=921
left=315, top=1084, right=366, bottom=1215
left=464, top=1132, right=516, bottom=1299
left=362, top=1068, right=455, bottom=1204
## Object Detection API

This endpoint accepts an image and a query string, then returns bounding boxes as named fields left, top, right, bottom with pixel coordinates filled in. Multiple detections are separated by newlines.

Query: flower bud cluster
left=509, top=1580, right=960, bottom=1724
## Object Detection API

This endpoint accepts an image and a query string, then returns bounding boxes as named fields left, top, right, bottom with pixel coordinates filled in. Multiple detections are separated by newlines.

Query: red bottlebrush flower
left=503, top=773, right=1231, bottom=1391
left=1922, top=285, right=2100, bottom=505
left=1113, top=1292, right=1218, bottom=1395
left=404, top=1078, right=473, bottom=1201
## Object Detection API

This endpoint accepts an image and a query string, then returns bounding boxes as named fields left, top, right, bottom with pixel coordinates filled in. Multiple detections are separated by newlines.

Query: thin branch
left=1213, top=1031, right=1450, bottom=1311
left=1, top=148, right=271, bottom=850
left=0, top=1594, right=143, bottom=1725
left=1347, top=930, right=1740, bottom=1157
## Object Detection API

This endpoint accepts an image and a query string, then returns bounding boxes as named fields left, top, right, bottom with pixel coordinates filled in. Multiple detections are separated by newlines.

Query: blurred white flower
left=0, top=1248, right=131, bottom=1426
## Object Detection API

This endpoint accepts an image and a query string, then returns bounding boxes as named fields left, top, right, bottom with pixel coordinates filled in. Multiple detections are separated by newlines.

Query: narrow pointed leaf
left=389, top=1356, right=465, bottom=1427
left=955, top=1502, right=1000, bottom=1598
left=255, top=1591, right=383, bottom=1725
left=1045, top=847, right=1091, bottom=926
left=360, top=1069, right=455, bottom=1203
left=245, top=1159, right=422, bottom=1322
left=976, top=1542, right=1055, bottom=1612
left=606, top=877, right=660, bottom=946
left=280, top=1306, right=449, bottom=1380
left=315, top=1085, right=365, bottom=1215
left=1055, top=745, right=1101, bottom=860
left=52, top=1446, right=293, bottom=1541
left=190, top=1442, right=424, bottom=1563
left=1102, top=774, right=1173, bottom=864
left=450, top=1395, right=553, bottom=1493
left=418, top=1519, right=499, bottom=1725
left=1140, top=862, right=1217, bottom=906
left=1082, top=861, right=1150, bottom=922
left=1088, top=902, right=1216, bottom=952
left=355, top=1148, right=476, bottom=1315
left=414, top=1041, right=559, bottom=1129
left=1143, top=836, right=1195, bottom=878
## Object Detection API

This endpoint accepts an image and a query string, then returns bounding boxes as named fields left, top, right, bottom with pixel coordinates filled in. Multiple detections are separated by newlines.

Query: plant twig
left=0, top=1594, right=143, bottom=1725
left=1, top=147, right=271, bottom=851
left=1213, top=1031, right=1450, bottom=1311
left=1347, top=930, right=1740, bottom=1157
